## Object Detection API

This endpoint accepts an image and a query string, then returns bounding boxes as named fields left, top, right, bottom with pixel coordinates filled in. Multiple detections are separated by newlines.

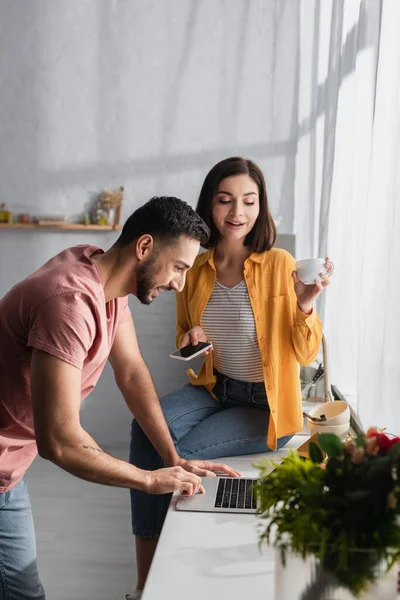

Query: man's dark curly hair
left=115, top=196, right=210, bottom=248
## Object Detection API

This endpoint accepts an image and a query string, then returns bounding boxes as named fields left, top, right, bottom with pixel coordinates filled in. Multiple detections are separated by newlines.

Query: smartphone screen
left=170, top=341, right=212, bottom=360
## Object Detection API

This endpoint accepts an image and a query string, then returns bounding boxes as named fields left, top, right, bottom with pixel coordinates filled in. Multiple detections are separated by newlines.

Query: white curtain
left=294, top=0, right=400, bottom=432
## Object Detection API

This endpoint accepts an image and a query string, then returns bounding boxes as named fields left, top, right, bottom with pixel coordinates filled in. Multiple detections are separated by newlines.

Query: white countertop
left=142, top=437, right=304, bottom=600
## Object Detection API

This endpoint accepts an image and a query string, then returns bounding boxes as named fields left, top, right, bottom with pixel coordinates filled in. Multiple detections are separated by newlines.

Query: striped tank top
left=201, top=279, right=264, bottom=382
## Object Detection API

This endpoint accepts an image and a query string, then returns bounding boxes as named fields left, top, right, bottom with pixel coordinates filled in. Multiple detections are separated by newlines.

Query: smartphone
left=169, top=341, right=213, bottom=361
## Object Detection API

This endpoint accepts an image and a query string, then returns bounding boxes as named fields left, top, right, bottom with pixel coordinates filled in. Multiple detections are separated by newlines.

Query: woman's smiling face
left=211, top=174, right=260, bottom=243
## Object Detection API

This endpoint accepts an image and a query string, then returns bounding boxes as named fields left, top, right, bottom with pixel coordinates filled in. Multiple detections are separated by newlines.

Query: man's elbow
left=36, top=438, right=64, bottom=464
left=114, top=363, right=146, bottom=392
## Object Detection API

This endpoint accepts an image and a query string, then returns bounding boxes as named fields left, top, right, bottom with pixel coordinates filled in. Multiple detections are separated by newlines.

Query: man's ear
left=136, top=235, right=154, bottom=261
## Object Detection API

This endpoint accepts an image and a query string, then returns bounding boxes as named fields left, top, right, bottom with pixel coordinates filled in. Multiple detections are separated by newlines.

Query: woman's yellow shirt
left=176, top=248, right=323, bottom=450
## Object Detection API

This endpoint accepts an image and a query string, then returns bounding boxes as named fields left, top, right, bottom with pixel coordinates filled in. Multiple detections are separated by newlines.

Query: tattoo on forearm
left=82, top=445, right=104, bottom=454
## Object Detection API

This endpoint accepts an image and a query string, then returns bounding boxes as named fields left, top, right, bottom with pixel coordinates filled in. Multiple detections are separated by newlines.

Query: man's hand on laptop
left=143, top=466, right=204, bottom=495
left=176, top=458, right=242, bottom=479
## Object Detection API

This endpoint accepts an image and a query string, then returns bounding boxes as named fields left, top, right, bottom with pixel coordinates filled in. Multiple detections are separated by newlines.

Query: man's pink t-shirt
left=0, top=245, right=131, bottom=492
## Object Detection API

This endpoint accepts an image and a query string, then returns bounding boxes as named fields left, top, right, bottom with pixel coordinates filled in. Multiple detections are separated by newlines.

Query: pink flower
left=375, top=433, right=394, bottom=454
left=387, top=437, right=400, bottom=458
left=365, top=428, right=400, bottom=455
left=351, top=447, right=365, bottom=464
left=366, top=427, right=379, bottom=437
left=388, top=437, right=400, bottom=447
left=365, top=436, right=379, bottom=456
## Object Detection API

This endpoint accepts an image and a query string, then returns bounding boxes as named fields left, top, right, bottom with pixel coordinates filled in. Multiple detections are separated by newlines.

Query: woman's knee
left=129, top=418, right=164, bottom=470
left=130, top=487, right=171, bottom=538
left=277, top=434, right=293, bottom=449
left=160, top=384, right=214, bottom=421
left=130, top=417, right=140, bottom=438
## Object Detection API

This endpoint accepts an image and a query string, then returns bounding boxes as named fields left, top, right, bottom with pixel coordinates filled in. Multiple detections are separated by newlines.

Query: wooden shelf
left=0, top=223, right=122, bottom=231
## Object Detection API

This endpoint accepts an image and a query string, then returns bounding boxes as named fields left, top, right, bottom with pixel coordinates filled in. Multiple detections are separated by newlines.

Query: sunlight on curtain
left=355, top=0, right=400, bottom=431
left=295, top=0, right=400, bottom=431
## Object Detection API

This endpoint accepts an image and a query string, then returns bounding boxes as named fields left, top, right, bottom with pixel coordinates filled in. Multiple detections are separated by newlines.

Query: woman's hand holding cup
left=292, top=257, right=334, bottom=314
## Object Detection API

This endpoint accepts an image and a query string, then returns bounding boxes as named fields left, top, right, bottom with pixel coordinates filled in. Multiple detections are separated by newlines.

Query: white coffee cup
left=295, top=258, right=334, bottom=285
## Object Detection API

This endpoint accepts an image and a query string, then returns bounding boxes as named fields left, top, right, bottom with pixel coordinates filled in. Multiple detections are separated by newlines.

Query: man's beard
left=136, top=256, right=158, bottom=305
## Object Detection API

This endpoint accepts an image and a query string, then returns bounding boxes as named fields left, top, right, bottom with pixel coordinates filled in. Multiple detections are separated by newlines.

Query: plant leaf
left=365, top=456, right=391, bottom=477
left=345, top=490, right=370, bottom=502
left=309, top=442, right=324, bottom=464
left=318, top=433, right=344, bottom=458
left=355, top=435, right=367, bottom=448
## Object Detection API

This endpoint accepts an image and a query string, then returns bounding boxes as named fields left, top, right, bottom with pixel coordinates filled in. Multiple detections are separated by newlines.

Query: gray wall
left=0, top=1, right=300, bottom=447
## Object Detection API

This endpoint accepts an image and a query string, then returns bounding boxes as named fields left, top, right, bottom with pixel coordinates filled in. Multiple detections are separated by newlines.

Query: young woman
left=126, top=157, right=331, bottom=599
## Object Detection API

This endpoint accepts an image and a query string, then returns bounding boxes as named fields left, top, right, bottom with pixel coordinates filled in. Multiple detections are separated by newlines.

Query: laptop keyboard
left=214, top=478, right=257, bottom=510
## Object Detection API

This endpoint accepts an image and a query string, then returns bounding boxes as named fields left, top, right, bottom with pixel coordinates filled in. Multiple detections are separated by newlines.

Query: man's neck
left=92, top=247, right=137, bottom=302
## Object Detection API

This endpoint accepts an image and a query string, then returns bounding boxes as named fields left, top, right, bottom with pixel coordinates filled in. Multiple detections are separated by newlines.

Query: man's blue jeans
left=129, top=373, right=292, bottom=538
left=0, top=479, right=45, bottom=599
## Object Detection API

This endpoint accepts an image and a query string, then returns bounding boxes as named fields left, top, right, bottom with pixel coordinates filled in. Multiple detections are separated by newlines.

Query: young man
left=0, top=196, right=237, bottom=600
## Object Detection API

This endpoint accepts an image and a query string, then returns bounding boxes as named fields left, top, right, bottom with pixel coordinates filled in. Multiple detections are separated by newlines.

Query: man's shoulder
left=24, top=245, right=104, bottom=306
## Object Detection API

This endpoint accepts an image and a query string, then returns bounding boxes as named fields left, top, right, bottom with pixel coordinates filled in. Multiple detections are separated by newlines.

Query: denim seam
left=182, top=435, right=267, bottom=459
left=167, top=405, right=221, bottom=428
left=155, top=492, right=171, bottom=537
left=0, top=556, right=10, bottom=600
left=221, top=376, right=227, bottom=403
left=132, top=529, right=160, bottom=539
left=0, top=491, right=10, bottom=510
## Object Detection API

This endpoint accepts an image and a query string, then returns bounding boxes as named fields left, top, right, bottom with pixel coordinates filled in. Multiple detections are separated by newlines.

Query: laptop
left=175, top=439, right=321, bottom=515
left=176, top=459, right=281, bottom=514
left=176, top=476, right=259, bottom=514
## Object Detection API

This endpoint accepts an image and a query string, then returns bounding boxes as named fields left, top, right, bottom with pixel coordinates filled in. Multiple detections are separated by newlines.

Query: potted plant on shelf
left=100, top=186, right=124, bottom=227
left=254, top=429, right=400, bottom=599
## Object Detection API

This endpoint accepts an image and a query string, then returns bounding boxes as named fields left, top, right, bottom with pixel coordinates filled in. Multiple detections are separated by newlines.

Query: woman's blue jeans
left=129, top=373, right=292, bottom=538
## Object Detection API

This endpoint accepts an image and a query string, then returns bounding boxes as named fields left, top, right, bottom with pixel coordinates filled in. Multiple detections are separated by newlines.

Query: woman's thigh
left=162, top=384, right=291, bottom=460
left=161, top=384, right=223, bottom=444
left=177, top=405, right=278, bottom=459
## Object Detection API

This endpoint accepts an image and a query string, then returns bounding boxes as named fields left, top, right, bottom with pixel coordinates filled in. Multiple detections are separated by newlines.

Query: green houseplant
left=254, top=429, right=400, bottom=598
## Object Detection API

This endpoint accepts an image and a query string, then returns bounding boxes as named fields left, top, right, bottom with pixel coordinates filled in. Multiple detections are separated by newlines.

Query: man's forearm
left=118, top=364, right=181, bottom=466
left=41, top=429, right=150, bottom=490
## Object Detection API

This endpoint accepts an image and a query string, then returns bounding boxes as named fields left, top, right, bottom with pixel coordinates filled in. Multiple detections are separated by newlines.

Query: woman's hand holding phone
left=181, top=326, right=211, bottom=351
left=170, top=325, right=212, bottom=360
